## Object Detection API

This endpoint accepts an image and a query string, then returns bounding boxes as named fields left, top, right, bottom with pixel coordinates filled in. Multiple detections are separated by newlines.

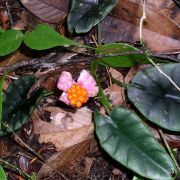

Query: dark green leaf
left=24, top=24, right=80, bottom=50
left=0, top=165, right=7, bottom=180
left=128, top=63, right=180, bottom=131
left=0, top=30, right=24, bottom=56
left=67, top=0, right=117, bottom=33
left=95, top=107, right=178, bottom=179
left=0, top=76, right=44, bottom=136
left=95, top=43, right=166, bottom=67
left=90, top=59, right=98, bottom=79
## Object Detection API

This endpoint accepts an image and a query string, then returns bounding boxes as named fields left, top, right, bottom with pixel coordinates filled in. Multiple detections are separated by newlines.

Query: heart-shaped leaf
left=95, top=107, right=177, bottom=179
left=0, top=29, right=24, bottom=56
left=67, top=0, right=117, bottom=33
left=0, top=165, right=7, bottom=180
left=95, top=43, right=166, bottom=67
left=128, top=63, right=180, bottom=131
left=24, top=24, right=80, bottom=50
left=1, top=76, right=44, bottom=136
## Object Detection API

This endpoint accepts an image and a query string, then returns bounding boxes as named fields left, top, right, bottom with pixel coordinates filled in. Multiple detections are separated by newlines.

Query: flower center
left=67, top=84, right=88, bottom=108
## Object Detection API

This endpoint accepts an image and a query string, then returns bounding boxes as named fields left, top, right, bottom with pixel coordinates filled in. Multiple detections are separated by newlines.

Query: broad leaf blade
left=24, top=24, right=79, bottom=50
left=0, top=165, right=7, bottom=180
left=95, top=107, right=177, bottom=179
left=0, top=30, right=24, bottom=56
left=1, top=76, right=44, bottom=136
left=68, top=0, right=117, bottom=33
left=95, top=43, right=166, bottom=67
left=128, top=63, right=180, bottom=131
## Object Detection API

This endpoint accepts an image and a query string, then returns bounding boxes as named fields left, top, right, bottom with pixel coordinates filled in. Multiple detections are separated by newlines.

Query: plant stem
left=0, top=158, right=32, bottom=179
left=159, top=129, right=180, bottom=174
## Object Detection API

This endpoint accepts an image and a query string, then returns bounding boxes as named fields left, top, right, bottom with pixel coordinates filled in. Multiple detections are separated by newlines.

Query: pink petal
left=57, top=71, right=75, bottom=92
left=77, top=70, right=99, bottom=97
left=59, top=92, right=70, bottom=105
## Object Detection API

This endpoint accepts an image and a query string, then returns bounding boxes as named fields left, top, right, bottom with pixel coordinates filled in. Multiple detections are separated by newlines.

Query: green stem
left=159, top=129, right=180, bottom=174
left=112, top=77, right=145, bottom=90
left=0, top=159, right=32, bottom=179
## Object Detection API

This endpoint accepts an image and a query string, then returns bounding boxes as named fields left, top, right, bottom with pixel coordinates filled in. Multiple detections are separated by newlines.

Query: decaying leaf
left=109, top=68, right=123, bottom=82
left=102, top=0, right=180, bottom=53
left=104, top=84, right=124, bottom=107
left=37, top=139, right=94, bottom=178
left=33, top=107, right=92, bottom=133
left=20, top=0, right=69, bottom=24
left=33, top=107, right=94, bottom=151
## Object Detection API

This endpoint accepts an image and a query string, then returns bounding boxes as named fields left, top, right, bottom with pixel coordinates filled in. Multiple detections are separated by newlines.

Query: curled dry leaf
left=102, top=0, right=180, bottom=53
left=20, top=0, right=69, bottom=24
left=33, top=107, right=94, bottom=151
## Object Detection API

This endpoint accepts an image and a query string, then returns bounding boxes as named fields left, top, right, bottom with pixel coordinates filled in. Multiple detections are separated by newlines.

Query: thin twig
left=12, top=133, right=67, bottom=180
left=159, top=129, right=180, bottom=174
left=140, top=0, right=180, bottom=92
left=0, top=158, right=32, bottom=179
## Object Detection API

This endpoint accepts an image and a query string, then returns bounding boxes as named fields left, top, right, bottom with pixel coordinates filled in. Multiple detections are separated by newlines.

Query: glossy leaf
left=128, top=63, right=180, bottom=131
left=0, top=76, right=44, bottom=136
left=0, top=29, right=24, bottom=56
left=95, top=43, right=166, bottom=67
left=0, top=165, right=7, bottom=180
left=67, top=0, right=117, bottom=33
left=95, top=107, right=177, bottom=179
left=24, top=24, right=80, bottom=50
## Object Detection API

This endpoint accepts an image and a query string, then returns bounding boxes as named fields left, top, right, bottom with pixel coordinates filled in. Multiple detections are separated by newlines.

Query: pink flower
left=57, top=70, right=99, bottom=107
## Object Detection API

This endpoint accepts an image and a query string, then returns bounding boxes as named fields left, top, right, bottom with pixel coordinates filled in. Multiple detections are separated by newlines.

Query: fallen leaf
left=20, top=0, right=69, bottom=24
left=37, top=139, right=94, bottom=178
left=33, top=107, right=92, bottom=133
left=104, top=84, right=124, bottom=107
left=102, top=0, right=180, bottom=53
left=109, top=68, right=124, bottom=82
left=38, top=124, right=94, bottom=151
left=83, top=157, right=94, bottom=177
left=0, top=10, right=9, bottom=30
left=33, top=106, right=94, bottom=151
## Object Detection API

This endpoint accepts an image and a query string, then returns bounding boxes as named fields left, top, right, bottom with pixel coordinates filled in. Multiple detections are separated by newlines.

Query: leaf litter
left=0, top=0, right=180, bottom=179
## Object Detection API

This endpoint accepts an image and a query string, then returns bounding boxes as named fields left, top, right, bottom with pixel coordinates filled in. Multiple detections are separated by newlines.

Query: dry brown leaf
left=33, top=107, right=92, bottom=134
left=135, top=0, right=180, bottom=24
left=109, top=68, right=124, bottom=82
left=37, top=139, right=94, bottom=178
left=0, top=50, right=29, bottom=68
left=38, top=124, right=94, bottom=151
left=104, top=84, right=124, bottom=107
left=33, top=106, right=94, bottom=151
left=83, top=157, right=94, bottom=177
left=102, top=0, right=180, bottom=53
left=20, top=0, right=69, bottom=24
left=0, top=10, right=9, bottom=30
